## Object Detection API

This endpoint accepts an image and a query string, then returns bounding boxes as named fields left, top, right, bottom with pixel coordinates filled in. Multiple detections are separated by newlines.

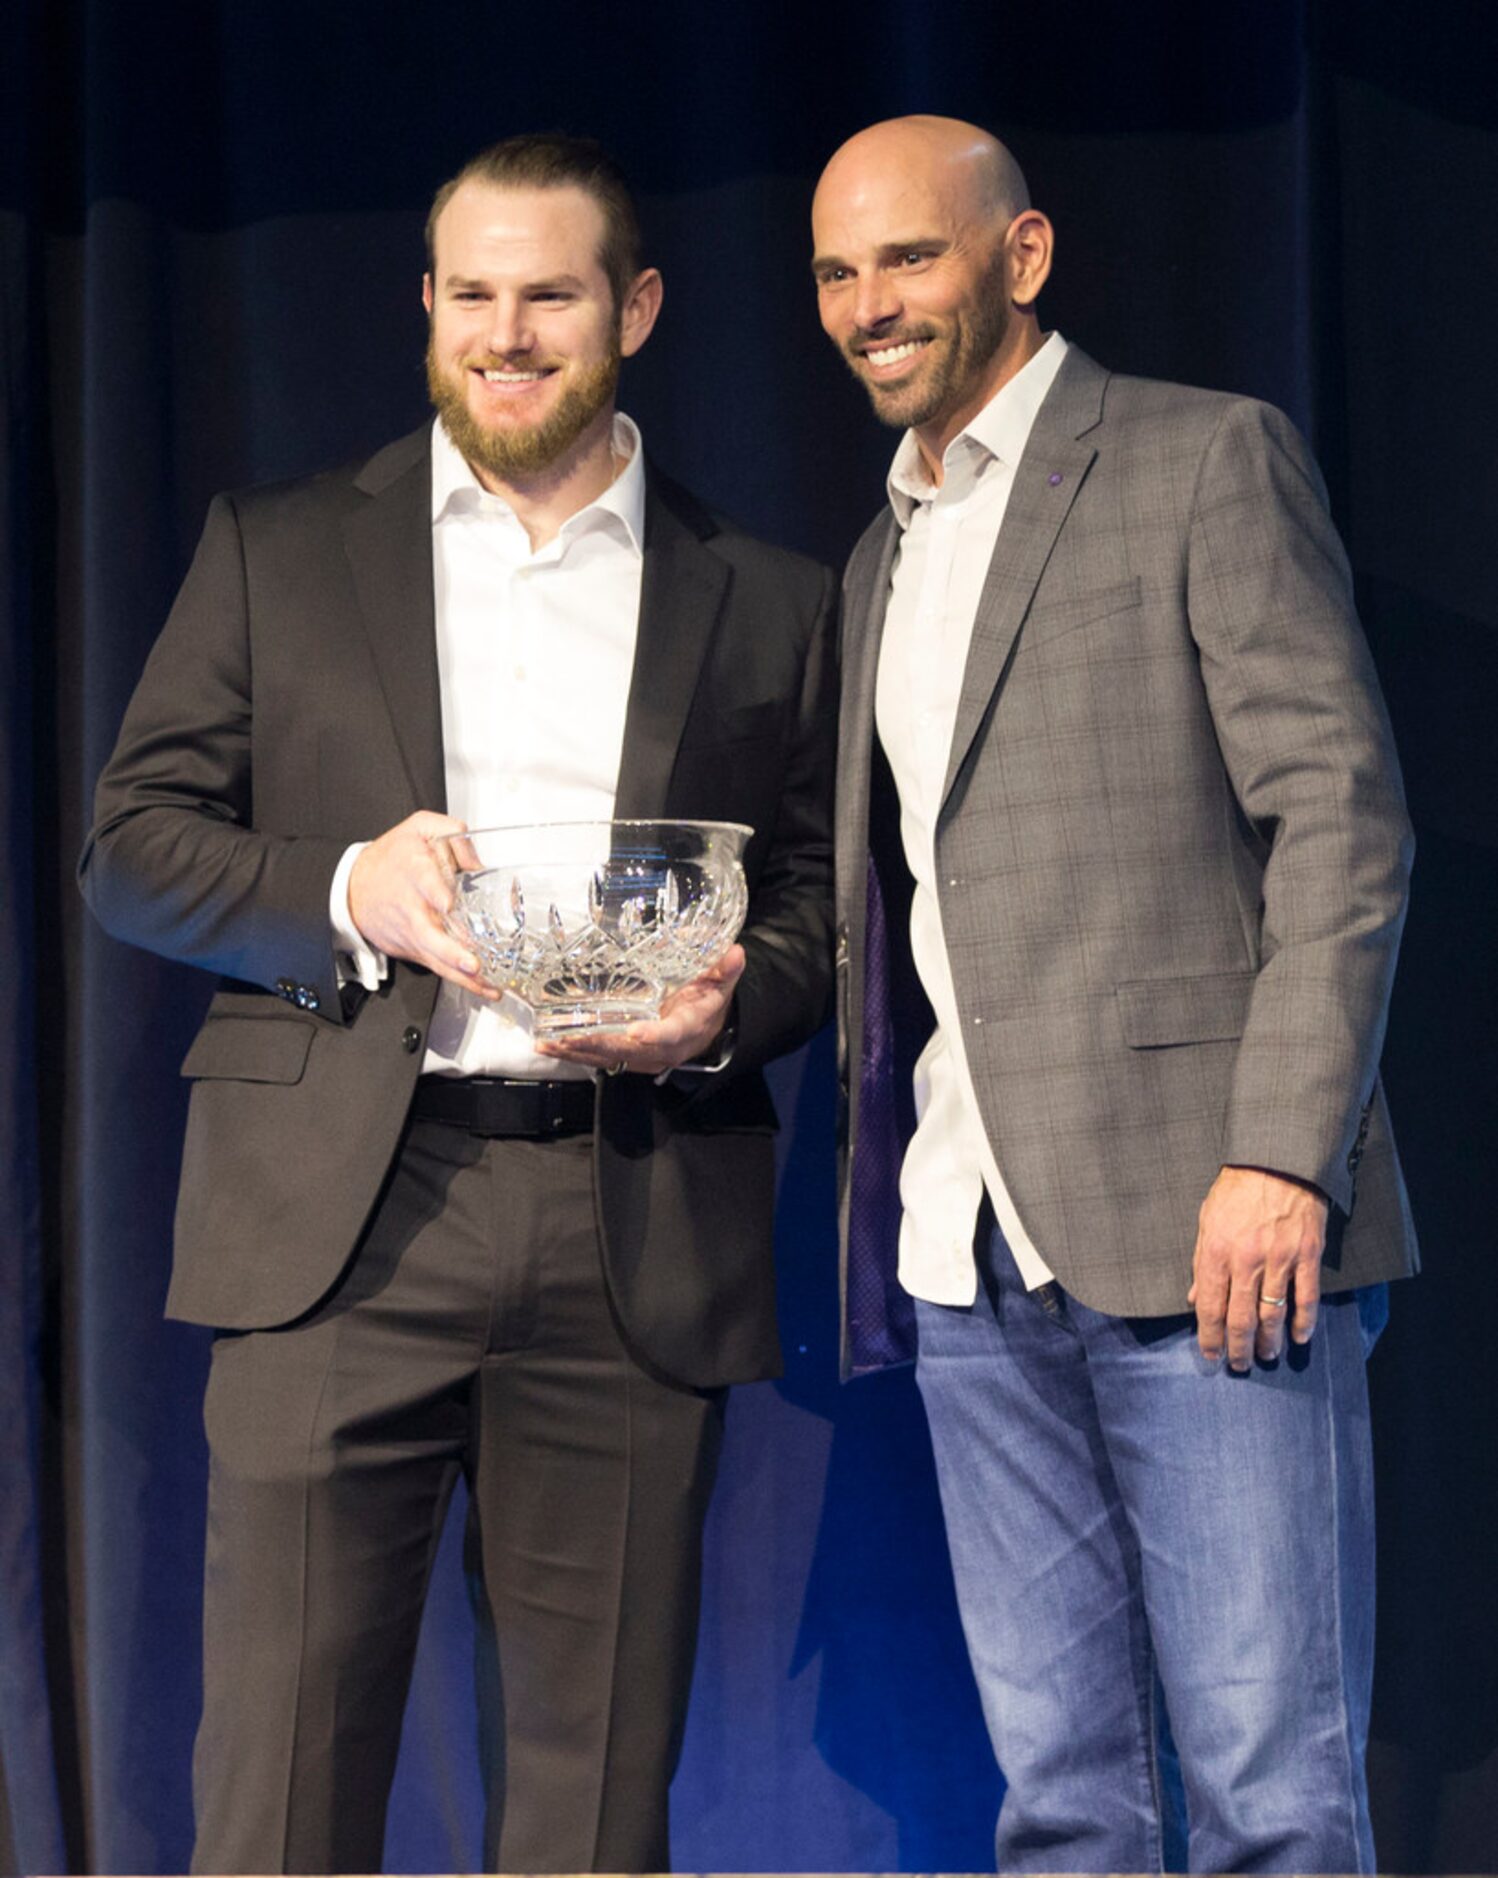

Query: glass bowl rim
left=431, top=818, right=754, bottom=841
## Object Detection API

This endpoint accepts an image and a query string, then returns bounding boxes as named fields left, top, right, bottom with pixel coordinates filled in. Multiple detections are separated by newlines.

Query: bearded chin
left=860, top=364, right=950, bottom=432
left=426, top=340, right=622, bottom=479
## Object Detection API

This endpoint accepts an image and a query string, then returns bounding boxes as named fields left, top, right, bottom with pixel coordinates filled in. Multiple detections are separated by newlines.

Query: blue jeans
left=915, top=1224, right=1384, bottom=1874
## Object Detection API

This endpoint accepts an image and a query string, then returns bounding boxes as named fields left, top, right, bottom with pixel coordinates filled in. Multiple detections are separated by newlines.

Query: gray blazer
left=81, top=429, right=836, bottom=1389
left=835, top=346, right=1418, bottom=1375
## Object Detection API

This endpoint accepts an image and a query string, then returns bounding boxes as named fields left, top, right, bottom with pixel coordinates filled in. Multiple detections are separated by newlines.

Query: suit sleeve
left=77, top=494, right=351, bottom=1020
left=726, top=562, right=839, bottom=1074
left=1185, top=400, right=1413, bottom=1212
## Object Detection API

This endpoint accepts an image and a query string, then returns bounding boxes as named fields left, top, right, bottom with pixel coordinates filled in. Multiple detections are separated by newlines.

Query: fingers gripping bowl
left=436, top=819, right=752, bottom=1036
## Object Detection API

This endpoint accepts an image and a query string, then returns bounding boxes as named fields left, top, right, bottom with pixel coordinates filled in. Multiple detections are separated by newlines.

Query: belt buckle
left=538, top=1082, right=567, bottom=1135
left=520, top=1079, right=586, bottom=1136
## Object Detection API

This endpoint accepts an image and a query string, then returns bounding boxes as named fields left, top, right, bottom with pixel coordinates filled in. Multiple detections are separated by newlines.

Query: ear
left=1006, top=210, right=1054, bottom=308
left=422, top=272, right=434, bottom=316
left=618, top=266, right=664, bottom=359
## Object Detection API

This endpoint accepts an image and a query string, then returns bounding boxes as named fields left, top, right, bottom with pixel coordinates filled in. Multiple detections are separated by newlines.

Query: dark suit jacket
left=80, top=426, right=836, bottom=1389
left=835, top=347, right=1418, bottom=1375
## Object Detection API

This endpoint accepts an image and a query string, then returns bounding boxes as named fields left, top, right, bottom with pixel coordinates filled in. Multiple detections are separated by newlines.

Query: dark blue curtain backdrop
left=4, top=1, right=1496, bottom=1870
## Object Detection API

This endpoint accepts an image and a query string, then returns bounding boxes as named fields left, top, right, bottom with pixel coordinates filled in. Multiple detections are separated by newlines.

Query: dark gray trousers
left=191, top=1119, right=724, bottom=1874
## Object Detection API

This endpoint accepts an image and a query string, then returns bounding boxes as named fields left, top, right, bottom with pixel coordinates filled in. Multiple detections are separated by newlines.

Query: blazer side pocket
left=1115, top=969, right=1256, bottom=1047
left=181, top=1016, right=316, bottom=1084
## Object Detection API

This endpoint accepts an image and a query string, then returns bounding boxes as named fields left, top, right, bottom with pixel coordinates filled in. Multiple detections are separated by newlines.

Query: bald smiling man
left=814, top=117, right=1417, bottom=1873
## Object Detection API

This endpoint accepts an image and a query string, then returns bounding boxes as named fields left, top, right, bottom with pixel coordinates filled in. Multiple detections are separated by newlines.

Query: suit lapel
left=836, top=514, right=900, bottom=919
left=940, top=349, right=1108, bottom=815
left=612, top=474, right=730, bottom=819
left=343, top=430, right=446, bottom=814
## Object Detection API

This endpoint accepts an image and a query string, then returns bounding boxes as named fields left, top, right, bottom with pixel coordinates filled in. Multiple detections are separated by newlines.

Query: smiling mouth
left=864, top=338, right=929, bottom=367
left=464, top=359, right=561, bottom=390
left=856, top=336, right=938, bottom=375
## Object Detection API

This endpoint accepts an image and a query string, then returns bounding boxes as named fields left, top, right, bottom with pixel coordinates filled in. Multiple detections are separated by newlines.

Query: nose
left=851, top=269, right=900, bottom=335
left=483, top=293, right=532, bottom=358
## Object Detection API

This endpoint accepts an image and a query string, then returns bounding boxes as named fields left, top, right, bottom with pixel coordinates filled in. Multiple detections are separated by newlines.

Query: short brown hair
left=426, top=133, right=643, bottom=310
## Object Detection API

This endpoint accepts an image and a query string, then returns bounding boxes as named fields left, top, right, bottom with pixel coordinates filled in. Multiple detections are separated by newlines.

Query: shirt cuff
left=329, top=842, right=389, bottom=991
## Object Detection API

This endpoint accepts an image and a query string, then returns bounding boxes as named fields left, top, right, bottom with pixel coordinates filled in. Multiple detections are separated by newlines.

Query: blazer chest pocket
left=1026, top=575, right=1143, bottom=650
left=181, top=1015, right=315, bottom=1084
left=1115, top=970, right=1256, bottom=1047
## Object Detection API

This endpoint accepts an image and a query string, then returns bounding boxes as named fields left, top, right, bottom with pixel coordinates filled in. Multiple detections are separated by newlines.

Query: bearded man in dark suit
left=81, top=133, right=834, bottom=1875
left=815, top=115, right=1415, bottom=1874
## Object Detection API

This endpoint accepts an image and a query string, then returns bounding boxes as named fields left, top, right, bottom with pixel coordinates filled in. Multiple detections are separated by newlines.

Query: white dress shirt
left=331, top=413, right=646, bottom=1079
left=876, top=333, right=1068, bottom=1301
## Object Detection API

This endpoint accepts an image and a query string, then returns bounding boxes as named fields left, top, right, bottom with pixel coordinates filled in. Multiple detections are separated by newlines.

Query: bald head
left=811, top=116, right=1053, bottom=476
left=814, top=115, right=1030, bottom=239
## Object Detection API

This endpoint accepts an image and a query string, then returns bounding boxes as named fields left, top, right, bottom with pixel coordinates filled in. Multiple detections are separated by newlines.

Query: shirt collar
left=430, top=410, right=647, bottom=557
left=886, top=331, right=1069, bottom=529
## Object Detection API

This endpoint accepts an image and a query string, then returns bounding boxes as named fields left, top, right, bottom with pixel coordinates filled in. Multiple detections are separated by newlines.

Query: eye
left=816, top=266, right=851, bottom=287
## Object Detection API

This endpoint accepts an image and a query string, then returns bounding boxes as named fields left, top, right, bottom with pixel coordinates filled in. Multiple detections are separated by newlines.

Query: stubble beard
left=849, top=260, right=1013, bottom=434
left=426, top=335, right=622, bottom=481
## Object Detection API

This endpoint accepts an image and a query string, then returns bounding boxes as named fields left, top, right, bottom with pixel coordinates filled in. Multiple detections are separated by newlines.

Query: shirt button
left=402, top=1027, right=422, bottom=1054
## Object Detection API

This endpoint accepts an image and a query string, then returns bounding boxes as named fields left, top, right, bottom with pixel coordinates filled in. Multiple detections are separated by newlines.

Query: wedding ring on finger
left=1259, top=1292, right=1288, bottom=1310
left=606, top=1059, right=626, bottom=1077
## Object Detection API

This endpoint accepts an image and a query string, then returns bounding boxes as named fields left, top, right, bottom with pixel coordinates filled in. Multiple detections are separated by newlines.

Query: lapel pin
left=1048, top=472, right=1064, bottom=487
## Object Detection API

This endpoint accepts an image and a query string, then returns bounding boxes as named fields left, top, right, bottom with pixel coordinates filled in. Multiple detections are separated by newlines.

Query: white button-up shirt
left=876, top=333, right=1068, bottom=1300
left=332, top=413, right=646, bottom=1079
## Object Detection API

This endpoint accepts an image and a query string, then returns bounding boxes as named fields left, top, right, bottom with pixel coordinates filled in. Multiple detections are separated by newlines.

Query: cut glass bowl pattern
left=440, top=819, right=752, bottom=1036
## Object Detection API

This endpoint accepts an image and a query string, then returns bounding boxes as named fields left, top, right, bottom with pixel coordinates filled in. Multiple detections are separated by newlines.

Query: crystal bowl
left=438, top=819, right=752, bottom=1036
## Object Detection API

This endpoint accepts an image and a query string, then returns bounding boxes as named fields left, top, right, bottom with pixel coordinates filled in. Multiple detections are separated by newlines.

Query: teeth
left=866, top=340, right=926, bottom=366
left=481, top=369, right=546, bottom=382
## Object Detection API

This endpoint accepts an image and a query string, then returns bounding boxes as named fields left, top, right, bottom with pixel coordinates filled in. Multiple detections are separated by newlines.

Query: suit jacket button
left=402, top=1026, right=422, bottom=1054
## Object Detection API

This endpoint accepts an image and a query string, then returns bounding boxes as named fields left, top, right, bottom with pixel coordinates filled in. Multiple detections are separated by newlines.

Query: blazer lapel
left=612, top=474, right=730, bottom=819
left=835, top=513, right=900, bottom=920
left=343, top=429, right=446, bottom=814
left=940, top=349, right=1108, bottom=814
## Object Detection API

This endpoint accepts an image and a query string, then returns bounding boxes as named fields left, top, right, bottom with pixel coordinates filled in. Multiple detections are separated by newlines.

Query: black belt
left=410, top=1075, right=597, bottom=1138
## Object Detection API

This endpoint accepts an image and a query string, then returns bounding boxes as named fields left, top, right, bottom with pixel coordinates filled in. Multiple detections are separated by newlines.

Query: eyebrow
left=810, top=237, right=947, bottom=275
left=440, top=272, right=589, bottom=293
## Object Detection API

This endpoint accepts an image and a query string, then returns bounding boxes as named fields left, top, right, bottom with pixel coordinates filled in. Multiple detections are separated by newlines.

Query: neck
left=914, top=319, right=1045, bottom=487
left=470, top=407, right=623, bottom=550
